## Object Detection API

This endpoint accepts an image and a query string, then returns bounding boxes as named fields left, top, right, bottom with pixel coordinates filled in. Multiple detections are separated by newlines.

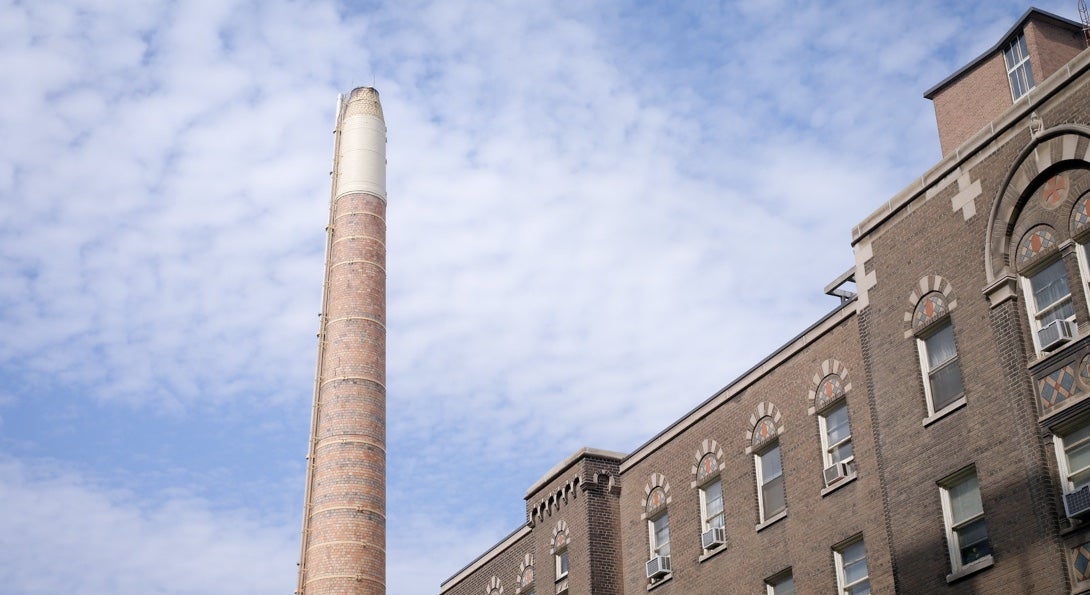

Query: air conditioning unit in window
left=645, top=555, right=671, bottom=579
left=1065, top=485, right=1090, bottom=518
left=823, top=461, right=848, bottom=486
left=701, top=527, right=726, bottom=550
left=1039, top=319, right=1075, bottom=352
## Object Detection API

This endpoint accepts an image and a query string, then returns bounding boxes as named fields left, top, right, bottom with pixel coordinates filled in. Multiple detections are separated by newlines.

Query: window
left=700, top=477, right=725, bottom=532
left=1057, top=418, right=1090, bottom=494
left=1003, top=32, right=1035, bottom=100
left=1027, top=258, right=1075, bottom=331
left=940, top=470, right=992, bottom=573
left=820, top=401, right=854, bottom=473
left=649, top=512, right=670, bottom=560
left=834, top=538, right=870, bottom=595
left=554, top=549, right=568, bottom=579
left=917, top=321, right=965, bottom=414
left=756, top=444, right=786, bottom=522
left=765, top=569, right=795, bottom=595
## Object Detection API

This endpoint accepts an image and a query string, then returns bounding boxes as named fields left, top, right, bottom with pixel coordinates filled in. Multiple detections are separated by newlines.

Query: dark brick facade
left=441, top=9, right=1090, bottom=595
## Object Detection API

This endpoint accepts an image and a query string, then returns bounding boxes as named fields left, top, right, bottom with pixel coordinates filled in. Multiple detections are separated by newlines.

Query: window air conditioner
left=823, top=461, right=848, bottom=486
left=645, top=555, right=671, bottom=579
left=1039, top=319, right=1075, bottom=352
left=1065, top=485, right=1090, bottom=518
left=701, top=526, right=726, bottom=550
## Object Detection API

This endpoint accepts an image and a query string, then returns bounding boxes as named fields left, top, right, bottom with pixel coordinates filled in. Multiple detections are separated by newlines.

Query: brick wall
left=439, top=12, right=1090, bottom=595
left=931, top=53, right=1011, bottom=156
left=1025, top=19, right=1084, bottom=88
left=301, top=190, right=387, bottom=595
left=930, top=14, right=1084, bottom=157
left=616, top=317, right=895, bottom=594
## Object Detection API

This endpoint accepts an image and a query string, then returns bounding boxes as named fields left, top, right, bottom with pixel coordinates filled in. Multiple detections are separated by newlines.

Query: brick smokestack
left=298, top=87, right=387, bottom=594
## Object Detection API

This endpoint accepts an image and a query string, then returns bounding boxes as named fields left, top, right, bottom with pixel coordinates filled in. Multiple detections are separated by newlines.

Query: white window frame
left=939, top=468, right=992, bottom=576
left=699, top=476, right=725, bottom=532
left=819, top=401, right=854, bottom=472
left=554, top=548, right=568, bottom=580
left=1022, top=257, right=1076, bottom=354
left=1003, top=32, right=1035, bottom=100
left=1055, top=416, right=1090, bottom=495
left=765, top=569, right=795, bottom=595
left=1078, top=242, right=1090, bottom=322
left=916, top=319, right=965, bottom=416
left=648, top=511, right=670, bottom=559
left=834, top=537, right=870, bottom=595
left=755, top=443, right=786, bottom=523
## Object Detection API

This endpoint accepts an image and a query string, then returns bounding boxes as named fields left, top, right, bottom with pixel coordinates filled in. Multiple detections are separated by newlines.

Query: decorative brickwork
left=745, top=402, right=784, bottom=454
left=550, top=520, right=569, bottom=551
left=1040, top=364, right=1079, bottom=410
left=515, top=553, right=534, bottom=593
left=486, top=575, right=503, bottom=594
left=690, top=439, right=725, bottom=488
left=1016, top=225, right=1058, bottom=267
left=1040, top=173, right=1070, bottom=209
left=1071, top=190, right=1090, bottom=236
left=913, top=293, right=949, bottom=331
left=1073, top=542, right=1090, bottom=581
left=808, top=359, right=853, bottom=414
left=530, top=476, right=581, bottom=523
left=641, top=474, right=671, bottom=519
left=985, top=127, right=1090, bottom=283
left=902, top=276, right=958, bottom=338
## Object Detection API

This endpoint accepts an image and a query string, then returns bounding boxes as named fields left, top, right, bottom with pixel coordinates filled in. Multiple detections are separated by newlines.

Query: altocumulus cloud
left=0, top=0, right=1079, bottom=593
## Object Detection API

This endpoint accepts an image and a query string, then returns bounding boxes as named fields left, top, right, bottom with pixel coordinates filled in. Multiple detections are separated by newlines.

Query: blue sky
left=0, top=1, right=1077, bottom=593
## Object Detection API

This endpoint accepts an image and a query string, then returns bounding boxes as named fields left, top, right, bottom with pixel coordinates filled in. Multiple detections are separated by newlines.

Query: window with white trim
left=1056, top=417, right=1090, bottom=495
left=939, top=469, right=992, bottom=573
left=554, top=548, right=568, bottom=579
left=649, top=512, right=670, bottom=558
left=834, top=537, right=870, bottom=595
left=1003, top=32, right=1035, bottom=100
left=765, top=569, right=795, bottom=595
left=700, top=477, right=725, bottom=532
left=917, top=320, right=965, bottom=414
left=756, top=443, right=786, bottom=522
left=1025, top=258, right=1076, bottom=345
left=1031, top=258, right=1075, bottom=325
left=819, top=401, right=854, bottom=476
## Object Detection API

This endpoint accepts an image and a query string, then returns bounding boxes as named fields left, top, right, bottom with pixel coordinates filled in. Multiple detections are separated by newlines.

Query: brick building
left=440, top=9, right=1090, bottom=594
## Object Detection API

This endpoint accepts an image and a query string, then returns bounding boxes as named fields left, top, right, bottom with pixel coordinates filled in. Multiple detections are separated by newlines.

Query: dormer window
left=1004, top=32, right=1035, bottom=100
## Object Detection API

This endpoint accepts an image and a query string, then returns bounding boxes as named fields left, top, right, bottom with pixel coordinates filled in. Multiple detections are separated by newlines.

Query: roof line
left=524, top=447, right=626, bottom=500
left=923, top=7, right=1081, bottom=99
left=620, top=298, right=856, bottom=472
left=439, top=524, right=532, bottom=593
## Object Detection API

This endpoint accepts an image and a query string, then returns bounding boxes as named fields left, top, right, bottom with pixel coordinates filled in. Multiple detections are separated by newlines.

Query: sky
left=0, top=1, right=1079, bottom=593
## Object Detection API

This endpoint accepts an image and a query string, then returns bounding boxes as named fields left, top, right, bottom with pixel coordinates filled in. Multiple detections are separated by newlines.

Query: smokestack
left=298, top=87, right=387, bottom=595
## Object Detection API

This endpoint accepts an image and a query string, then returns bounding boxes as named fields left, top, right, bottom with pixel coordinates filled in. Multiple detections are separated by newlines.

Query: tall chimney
left=298, top=87, right=387, bottom=595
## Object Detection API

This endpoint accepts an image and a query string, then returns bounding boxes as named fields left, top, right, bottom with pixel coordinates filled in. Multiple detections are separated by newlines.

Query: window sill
left=646, top=573, right=672, bottom=591
left=820, top=472, right=858, bottom=497
left=755, top=509, right=787, bottom=532
left=1060, top=516, right=1089, bottom=536
left=946, top=555, right=994, bottom=583
left=697, top=544, right=728, bottom=564
left=923, top=395, right=967, bottom=427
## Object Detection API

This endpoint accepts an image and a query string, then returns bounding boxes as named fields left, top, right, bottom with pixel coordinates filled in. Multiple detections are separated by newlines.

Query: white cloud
left=0, top=0, right=1080, bottom=593
left=0, top=455, right=295, bottom=595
